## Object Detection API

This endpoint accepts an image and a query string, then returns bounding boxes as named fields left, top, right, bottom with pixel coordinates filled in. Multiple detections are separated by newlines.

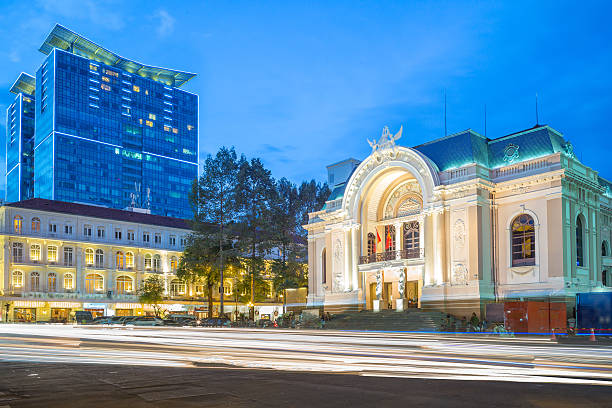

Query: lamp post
left=5, top=303, right=10, bottom=323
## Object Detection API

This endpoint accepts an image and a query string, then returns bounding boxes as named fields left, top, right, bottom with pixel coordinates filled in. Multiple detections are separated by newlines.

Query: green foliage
left=138, top=275, right=165, bottom=318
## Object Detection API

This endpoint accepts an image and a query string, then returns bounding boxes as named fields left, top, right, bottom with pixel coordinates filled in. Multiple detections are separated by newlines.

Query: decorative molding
left=451, top=263, right=468, bottom=285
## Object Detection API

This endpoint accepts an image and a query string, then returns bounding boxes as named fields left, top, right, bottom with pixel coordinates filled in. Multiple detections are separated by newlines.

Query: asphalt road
left=0, top=324, right=611, bottom=407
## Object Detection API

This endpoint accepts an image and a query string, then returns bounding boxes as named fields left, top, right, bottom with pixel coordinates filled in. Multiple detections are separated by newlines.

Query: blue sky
left=1, top=0, right=611, bottom=190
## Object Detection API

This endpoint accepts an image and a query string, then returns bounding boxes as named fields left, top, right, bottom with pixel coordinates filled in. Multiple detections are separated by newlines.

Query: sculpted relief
left=451, top=264, right=469, bottom=286
left=332, top=238, right=344, bottom=292
left=383, top=182, right=422, bottom=219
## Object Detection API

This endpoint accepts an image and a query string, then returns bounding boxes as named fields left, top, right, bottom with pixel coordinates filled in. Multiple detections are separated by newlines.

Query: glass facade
left=5, top=89, right=35, bottom=203
left=33, top=49, right=198, bottom=218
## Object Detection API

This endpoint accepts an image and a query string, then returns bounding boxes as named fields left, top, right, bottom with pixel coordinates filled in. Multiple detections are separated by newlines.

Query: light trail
left=0, top=324, right=611, bottom=386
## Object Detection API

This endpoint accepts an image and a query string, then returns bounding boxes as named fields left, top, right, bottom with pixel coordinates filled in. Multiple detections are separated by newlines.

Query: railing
left=359, top=248, right=423, bottom=264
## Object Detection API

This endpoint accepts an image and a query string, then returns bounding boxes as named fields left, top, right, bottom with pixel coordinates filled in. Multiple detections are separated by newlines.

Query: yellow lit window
left=139, top=119, right=143, bottom=125
left=148, top=113, right=156, bottom=120
left=23, top=97, right=31, bottom=103
left=145, top=90, right=149, bottom=95
left=48, top=246, right=57, bottom=262
left=101, top=84, right=111, bottom=91
left=102, top=76, right=110, bottom=83
left=133, top=85, right=140, bottom=92
left=172, top=128, right=178, bottom=134
left=103, top=69, right=118, bottom=77
left=89, top=64, right=98, bottom=71
left=187, top=125, right=194, bottom=131
left=146, top=120, right=154, bottom=127
left=163, top=125, right=171, bottom=132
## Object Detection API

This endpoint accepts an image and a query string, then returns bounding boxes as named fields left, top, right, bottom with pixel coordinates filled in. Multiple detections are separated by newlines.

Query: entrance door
left=51, top=308, right=70, bottom=322
left=369, top=283, right=377, bottom=310
left=406, top=281, right=418, bottom=308
left=383, top=282, right=392, bottom=310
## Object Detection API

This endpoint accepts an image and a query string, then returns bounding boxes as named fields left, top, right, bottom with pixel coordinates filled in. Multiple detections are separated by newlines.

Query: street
left=0, top=325, right=611, bottom=407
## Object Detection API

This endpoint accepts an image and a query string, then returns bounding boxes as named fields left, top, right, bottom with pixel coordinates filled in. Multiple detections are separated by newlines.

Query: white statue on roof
left=368, top=125, right=402, bottom=153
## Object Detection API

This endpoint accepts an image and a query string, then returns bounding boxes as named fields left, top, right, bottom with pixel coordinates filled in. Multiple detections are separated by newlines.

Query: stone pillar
left=344, top=229, right=351, bottom=291
left=351, top=225, right=359, bottom=291
left=307, top=238, right=316, bottom=296
left=394, top=222, right=402, bottom=259
left=424, top=214, right=434, bottom=285
left=432, top=210, right=445, bottom=285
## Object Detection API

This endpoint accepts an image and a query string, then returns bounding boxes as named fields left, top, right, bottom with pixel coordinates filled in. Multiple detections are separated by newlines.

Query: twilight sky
left=0, top=0, right=611, bottom=191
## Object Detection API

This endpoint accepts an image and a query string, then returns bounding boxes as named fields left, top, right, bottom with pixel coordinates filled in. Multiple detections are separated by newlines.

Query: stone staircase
left=323, top=309, right=449, bottom=332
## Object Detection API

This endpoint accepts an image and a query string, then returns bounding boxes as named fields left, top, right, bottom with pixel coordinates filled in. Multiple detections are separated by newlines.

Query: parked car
left=125, top=317, right=163, bottom=326
left=93, top=316, right=113, bottom=325
left=119, top=316, right=139, bottom=325
left=257, top=318, right=277, bottom=328
left=74, top=311, right=94, bottom=324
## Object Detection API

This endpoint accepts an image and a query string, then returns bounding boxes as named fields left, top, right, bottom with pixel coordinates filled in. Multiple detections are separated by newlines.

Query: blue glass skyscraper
left=5, top=73, right=36, bottom=203
left=21, top=24, right=198, bottom=219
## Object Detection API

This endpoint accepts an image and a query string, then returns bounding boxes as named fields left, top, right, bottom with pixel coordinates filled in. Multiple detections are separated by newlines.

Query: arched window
left=30, top=272, right=40, bottom=291
left=116, top=251, right=124, bottom=269
left=126, top=252, right=134, bottom=268
left=85, top=274, right=104, bottom=293
left=116, top=275, right=133, bottom=294
left=602, top=241, right=610, bottom=257
left=384, top=225, right=396, bottom=252
left=12, top=271, right=23, bottom=288
left=367, top=233, right=376, bottom=256
left=95, top=249, right=104, bottom=268
left=170, top=256, right=178, bottom=272
left=30, top=244, right=41, bottom=262
left=170, top=279, right=185, bottom=296
left=31, top=217, right=40, bottom=233
left=85, top=248, right=94, bottom=266
left=511, top=214, right=535, bottom=266
left=321, top=248, right=327, bottom=284
left=64, top=273, right=74, bottom=290
left=576, top=215, right=585, bottom=267
left=48, top=273, right=57, bottom=292
left=13, top=215, right=23, bottom=233
left=403, top=221, right=420, bottom=256
left=153, top=254, right=161, bottom=272
left=144, top=254, right=152, bottom=270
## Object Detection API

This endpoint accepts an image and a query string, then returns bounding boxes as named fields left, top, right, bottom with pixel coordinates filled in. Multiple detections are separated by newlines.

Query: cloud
left=154, top=9, right=175, bottom=37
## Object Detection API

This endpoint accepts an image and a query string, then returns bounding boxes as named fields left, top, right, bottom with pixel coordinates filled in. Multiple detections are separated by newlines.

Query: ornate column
left=351, top=225, right=360, bottom=291
left=432, top=210, right=445, bottom=285
left=344, top=228, right=351, bottom=291
left=394, top=222, right=402, bottom=259
left=307, top=237, right=317, bottom=297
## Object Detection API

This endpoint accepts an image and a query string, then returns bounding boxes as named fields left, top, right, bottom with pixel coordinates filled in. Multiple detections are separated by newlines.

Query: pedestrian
left=469, top=312, right=479, bottom=332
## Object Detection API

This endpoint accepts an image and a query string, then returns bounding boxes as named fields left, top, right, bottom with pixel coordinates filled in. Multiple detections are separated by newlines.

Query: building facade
left=7, top=24, right=198, bottom=219
left=0, top=199, right=286, bottom=322
left=5, top=73, right=36, bottom=203
left=305, top=125, right=612, bottom=317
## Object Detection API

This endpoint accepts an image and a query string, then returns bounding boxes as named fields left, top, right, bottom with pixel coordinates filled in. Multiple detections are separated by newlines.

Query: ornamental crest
left=562, top=141, right=575, bottom=158
left=451, top=264, right=468, bottom=286
left=368, top=125, right=403, bottom=156
left=503, top=143, right=520, bottom=164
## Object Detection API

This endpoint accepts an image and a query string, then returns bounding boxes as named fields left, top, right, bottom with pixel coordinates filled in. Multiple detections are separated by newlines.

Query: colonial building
left=305, top=125, right=612, bottom=317
left=0, top=199, right=287, bottom=322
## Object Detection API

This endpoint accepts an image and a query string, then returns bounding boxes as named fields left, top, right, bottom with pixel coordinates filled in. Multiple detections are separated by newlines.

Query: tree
left=235, top=157, right=276, bottom=314
left=297, top=180, right=331, bottom=228
left=271, top=259, right=307, bottom=313
left=138, top=275, right=165, bottom=318
left=190, top=147, right=240, bottom=315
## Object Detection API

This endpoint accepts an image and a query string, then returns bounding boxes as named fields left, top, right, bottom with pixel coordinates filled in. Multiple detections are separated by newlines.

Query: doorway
left=383, top=282, right=393, bottom=310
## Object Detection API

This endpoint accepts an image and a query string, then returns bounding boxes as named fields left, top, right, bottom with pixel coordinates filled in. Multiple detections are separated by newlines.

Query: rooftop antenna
left=444, top=89, right=447, bottom=136
left=484, top=104, right=487, bottom=138
left=535, top=93, right=539, bottom=126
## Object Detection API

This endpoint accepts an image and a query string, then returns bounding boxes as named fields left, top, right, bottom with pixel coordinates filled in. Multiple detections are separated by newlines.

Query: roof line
left=413, top=128, right=484, bottom=148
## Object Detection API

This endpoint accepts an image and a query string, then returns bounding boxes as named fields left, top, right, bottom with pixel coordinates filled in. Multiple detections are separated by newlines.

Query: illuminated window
left=170, top=279, right=186, bottom=296
left=89, top=64, right=98, bottom=71
left=144, top=254, right=152, bottom=269
left=63, top=247, right=73, bottom=267
left=116, top=276, right=133, bottom=294
left=30, top=272, right=40, bottom=291
left=116, top=251, right=124, bottom=269
left=187, top=125, right=194, bottom=131
left=31, top=217, right=40, bottom=233
left=14, top=215, right=23, bottom=233
left=172, top=128, right=178, bottom=134
left=103, top=69, right=118, bottom=77
left=48, top=246, right=57, bottom=263
left=146, top=120, right=154, bottom=127
left=102, top=76, right=110, bottom=83
left=12, top=242, right=23, bottom=262
left=139, top=118, right=143, bottom=125
left=133, top=85, right=140, bottom=92
left=85, top=248, right=94, bottom=266
left=85, top=274, right=104, bottom=293
left=30, top=244, right=41, bottom=262
left=164, top=125, right=171, bottom=132
left=64, top=273, right=74, bottom=290
left=403, top=221, right=420, bottom=253
left=170, top=256, right=178, bottom=272
left=101, top=84, right=111, bottom=91
left=511, top=214, right=535, bottom=267
left=148, top=113, right=156, bottom=120
left=384, top=225, right=396, bottom=252
left=12, top=271, right=23, bottom=288
left=153, top=254, right=161, bottom=272
left=95, top=249, right=104, bottom=268
left=48, top=273, right=57, bottom=292
left=145, top=89, right=149, bottom=95
left=126, top=252, right=134, bottom=268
